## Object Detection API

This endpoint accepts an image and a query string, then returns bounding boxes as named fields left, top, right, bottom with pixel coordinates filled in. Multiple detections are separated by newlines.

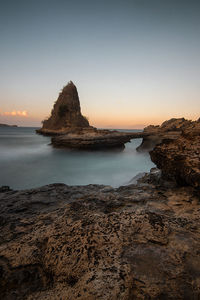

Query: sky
left=0, top=0, right=200, bottom=128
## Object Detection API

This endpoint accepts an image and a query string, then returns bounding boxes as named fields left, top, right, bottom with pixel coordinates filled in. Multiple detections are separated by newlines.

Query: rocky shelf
left=51, top=129, right=146, bottom=150
left=50, top=118, right=199, bottom=151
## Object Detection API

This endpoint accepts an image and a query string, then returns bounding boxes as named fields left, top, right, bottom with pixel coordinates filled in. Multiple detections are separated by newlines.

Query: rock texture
left=0, top=169, right=200, bottom=300
left=150, top=119, right=200, bottom=188
left=137, top=118, right=192, bottom=152
left=51, top=129, right=145, bottom=150
left=1, top=117, right=199, bottom=299
left=37, top=81, right=90, bottom=135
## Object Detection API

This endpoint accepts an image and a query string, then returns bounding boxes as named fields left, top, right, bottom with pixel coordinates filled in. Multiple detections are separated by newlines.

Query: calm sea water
left=0, top=127, right=154, bottom=190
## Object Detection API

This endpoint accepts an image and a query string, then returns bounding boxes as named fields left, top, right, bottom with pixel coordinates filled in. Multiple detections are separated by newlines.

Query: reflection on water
left=0, top=127, right=154, bottom=190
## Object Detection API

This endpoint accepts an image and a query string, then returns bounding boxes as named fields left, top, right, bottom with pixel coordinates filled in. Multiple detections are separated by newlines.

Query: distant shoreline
left=0, top=123, right=18, bottom=127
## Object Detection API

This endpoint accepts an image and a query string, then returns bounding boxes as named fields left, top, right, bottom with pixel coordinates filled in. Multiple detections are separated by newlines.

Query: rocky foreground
left=0, top=173, right=199, bottom=300
left=0, top=118, right=200, bottom=299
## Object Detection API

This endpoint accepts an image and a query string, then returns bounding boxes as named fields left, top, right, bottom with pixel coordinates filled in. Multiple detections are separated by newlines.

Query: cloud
left=1, top=110, right=28, bottom=117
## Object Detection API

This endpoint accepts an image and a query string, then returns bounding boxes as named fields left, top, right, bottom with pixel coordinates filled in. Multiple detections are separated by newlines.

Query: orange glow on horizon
left=32, top=111, right=198, bottom=129
left=0, top=108, right=198, bottom=128
left=1, top=110, right=28, bottom=117
left=88, top=116, right=166, bottom=129
left=86, top=112, right=199, bottom=129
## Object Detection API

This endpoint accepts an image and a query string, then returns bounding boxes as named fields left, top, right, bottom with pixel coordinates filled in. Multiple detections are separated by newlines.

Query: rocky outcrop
left=0, top=168, right=200, bottom=299
left=36, top=81, right=90, bottom=135
left=36, top=82, right=147, bottom=149
left=150, top=119, right=200, bottom=188
left=51, top=117, right=194, bottom=151
left=137, top=118, right=192, bottom=152
left=1, top=116, right=200, bottom=299
left=51, top=128, right=146, bottom=150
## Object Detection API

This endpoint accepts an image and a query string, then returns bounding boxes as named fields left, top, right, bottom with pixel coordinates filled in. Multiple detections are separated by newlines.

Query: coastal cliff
left=150, top=118, right=200, bottom=188
left=0, top=118, right=200, bottom=299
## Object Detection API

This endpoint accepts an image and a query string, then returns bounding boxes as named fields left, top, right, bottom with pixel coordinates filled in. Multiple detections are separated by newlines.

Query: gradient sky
left=0, top=0, right=200, bottom=128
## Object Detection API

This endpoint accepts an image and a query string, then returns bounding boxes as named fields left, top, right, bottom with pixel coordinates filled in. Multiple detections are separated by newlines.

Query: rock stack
left=37, top=81, right=90, bottom=135
left=36, top=81, right=146, bottom=150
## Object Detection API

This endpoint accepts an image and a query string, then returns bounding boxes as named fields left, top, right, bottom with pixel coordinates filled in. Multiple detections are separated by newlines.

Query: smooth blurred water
left=0, top=127, right=154, bottom=190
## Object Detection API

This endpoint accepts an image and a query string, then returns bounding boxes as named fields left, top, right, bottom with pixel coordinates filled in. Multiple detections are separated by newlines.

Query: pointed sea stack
left=37, top=81, right=145, bottom=150
left=37, top=81, right=90, bottom=135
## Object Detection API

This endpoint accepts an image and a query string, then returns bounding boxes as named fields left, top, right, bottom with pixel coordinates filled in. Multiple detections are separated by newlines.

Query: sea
left=0, top=127, right=154, bottom=190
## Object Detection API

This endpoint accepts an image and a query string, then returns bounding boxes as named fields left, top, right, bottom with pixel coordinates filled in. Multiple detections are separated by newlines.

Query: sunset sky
left=0, top=0, right=199, bottom=128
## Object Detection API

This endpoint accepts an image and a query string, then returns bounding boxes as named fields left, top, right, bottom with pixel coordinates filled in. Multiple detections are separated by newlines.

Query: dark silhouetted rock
left=36, top=82, right=154, bottom=149
left=0, top=124, right=18, bottom=127
left=36, top=82, right=147, bottom=149
left=37, top=81, right=90, bottom=135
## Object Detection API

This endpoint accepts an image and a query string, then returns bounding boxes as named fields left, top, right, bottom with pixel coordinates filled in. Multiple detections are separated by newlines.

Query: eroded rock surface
left=150, top=119, right=200, bottom=188
left=0, top=171, right=200, bottom=299
left=1, top=116, right=200, bottom=299
left=51, top=129, right=145, bottom=150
